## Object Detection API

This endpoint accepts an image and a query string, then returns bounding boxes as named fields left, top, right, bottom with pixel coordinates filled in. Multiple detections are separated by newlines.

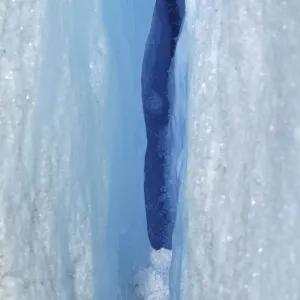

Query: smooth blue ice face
left=141, top=0, right=184, bottom=250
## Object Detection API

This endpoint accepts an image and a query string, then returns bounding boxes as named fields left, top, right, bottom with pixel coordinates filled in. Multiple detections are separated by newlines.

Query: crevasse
left=1, top=1, right=300, bottom=300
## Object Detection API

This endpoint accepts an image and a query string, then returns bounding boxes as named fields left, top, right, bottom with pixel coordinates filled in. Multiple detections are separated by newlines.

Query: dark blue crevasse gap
left=141, top=0, right=185, bottom=250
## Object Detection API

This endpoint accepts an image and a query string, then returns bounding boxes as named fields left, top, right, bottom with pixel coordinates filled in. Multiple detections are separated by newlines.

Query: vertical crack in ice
left=141, top=0, right=185, bottom=252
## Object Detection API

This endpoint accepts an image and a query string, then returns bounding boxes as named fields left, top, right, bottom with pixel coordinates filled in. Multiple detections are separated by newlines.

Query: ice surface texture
left=171, top=1, right=300, bottom=299
left=0, top=0, right=154, bottom=299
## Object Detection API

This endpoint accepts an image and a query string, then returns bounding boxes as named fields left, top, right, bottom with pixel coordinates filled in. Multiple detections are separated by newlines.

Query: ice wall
left=171, top=1, right=300, bottom=299
left=0, top=0, right=155, bottom=299
left=100, top=0, right=156, bottom=299
left=0, top=1, right=108, bottom=299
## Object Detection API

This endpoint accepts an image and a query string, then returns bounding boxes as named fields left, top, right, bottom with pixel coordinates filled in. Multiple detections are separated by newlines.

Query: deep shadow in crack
left=142, top=0, right=185, bottom=251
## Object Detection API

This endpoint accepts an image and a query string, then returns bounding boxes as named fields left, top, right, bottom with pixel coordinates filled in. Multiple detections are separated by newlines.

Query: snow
left=133, top=249, right=171, bottom=300
left=1, top=0, right=300, bottom=300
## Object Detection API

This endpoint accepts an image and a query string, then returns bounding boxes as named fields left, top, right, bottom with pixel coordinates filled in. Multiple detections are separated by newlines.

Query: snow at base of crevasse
left=132, top=249, right=171, bottom=300
left=172, top=1, right=300, bottom=299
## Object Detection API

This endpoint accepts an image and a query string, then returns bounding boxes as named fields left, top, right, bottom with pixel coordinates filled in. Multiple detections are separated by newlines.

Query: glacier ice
left=171, top=1, right=300, bottom=299
left=0, top=0, right=155, bottom=299
left=1, top=0, right=300, bottom=300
